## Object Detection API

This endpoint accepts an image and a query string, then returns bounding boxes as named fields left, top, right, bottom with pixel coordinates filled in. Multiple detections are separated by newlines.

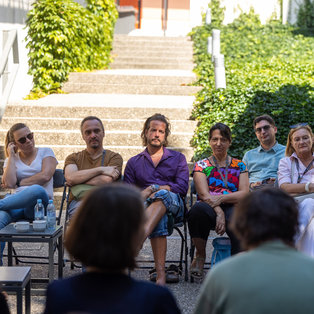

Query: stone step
left=113, top=56, right=193, bottom=64
left=113, top=36, right=193, bottom=44
left=0, top=145, right=195, bottom=165
left=0, top=117, right=197, bottom=133
left=110, top=61, right=194, bottom=70
left=62, top=83, right=200, bottom=95
left=64, top=71, right=196, bottom=85
left=6, top=94, right=195, bottom=120
left=0, top=129, right=193, bottom=148
left=113, top=35, right=192, bottom=42
left=112, top=48, right=193, bottom=58
left=62, top=70, right=199, bottom=95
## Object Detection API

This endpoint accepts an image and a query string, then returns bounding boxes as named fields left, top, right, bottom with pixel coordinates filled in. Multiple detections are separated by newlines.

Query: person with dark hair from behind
left=194, top=189, right=314, bottom=314
left=44, top=184, right=181, bottom=314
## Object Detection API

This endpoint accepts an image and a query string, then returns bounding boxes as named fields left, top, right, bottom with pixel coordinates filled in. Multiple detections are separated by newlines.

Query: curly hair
left=140, top=113, right=171, bottom=146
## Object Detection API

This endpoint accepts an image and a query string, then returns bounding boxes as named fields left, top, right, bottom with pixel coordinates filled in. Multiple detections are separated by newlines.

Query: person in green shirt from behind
left=195, top=188, right=314, bottom=314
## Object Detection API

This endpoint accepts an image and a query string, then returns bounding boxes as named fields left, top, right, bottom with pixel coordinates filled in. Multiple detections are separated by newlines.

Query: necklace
left=212, top=155, right=230, bottom=188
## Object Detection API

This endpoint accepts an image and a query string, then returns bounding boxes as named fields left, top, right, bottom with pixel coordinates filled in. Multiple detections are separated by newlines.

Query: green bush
left=190, top=8, right=314, bottom=160
left=26, top=0, right=117, bottom=96
left=297, top=0, right=314, bottom=33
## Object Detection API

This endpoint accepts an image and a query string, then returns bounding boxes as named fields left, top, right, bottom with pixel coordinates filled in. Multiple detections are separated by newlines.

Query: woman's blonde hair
left=4, top=123, right=27, bottom=158
left=285, top=125, right=314, bottom=156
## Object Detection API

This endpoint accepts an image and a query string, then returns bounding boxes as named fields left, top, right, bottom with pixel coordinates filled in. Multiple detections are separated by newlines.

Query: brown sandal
left=190, top=256, right=205, bottom=279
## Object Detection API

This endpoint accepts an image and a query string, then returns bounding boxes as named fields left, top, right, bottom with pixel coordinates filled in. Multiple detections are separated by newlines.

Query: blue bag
left=210, top=237, right=231, bottom=268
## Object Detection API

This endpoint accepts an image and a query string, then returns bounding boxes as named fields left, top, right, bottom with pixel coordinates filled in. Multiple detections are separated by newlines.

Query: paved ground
left=3, top=229, right=218, bottom=314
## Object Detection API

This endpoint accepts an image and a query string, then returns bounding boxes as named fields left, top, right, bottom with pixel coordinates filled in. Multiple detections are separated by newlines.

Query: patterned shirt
left=193, top=157, right=247, bottom=195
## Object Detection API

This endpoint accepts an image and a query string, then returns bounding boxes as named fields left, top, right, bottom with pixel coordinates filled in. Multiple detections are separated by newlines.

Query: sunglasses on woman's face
left=17, top=132, right=34, bottom=144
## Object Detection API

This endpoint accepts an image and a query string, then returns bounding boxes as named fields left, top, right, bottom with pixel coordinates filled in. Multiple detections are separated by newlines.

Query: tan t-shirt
left=64, top=149, right=123, bottom=202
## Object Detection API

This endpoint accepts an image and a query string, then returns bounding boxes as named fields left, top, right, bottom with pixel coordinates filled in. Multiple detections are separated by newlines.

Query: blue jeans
left=145, top=190, right=184, bottom=239
left=0, top=185, right=49, bottom=264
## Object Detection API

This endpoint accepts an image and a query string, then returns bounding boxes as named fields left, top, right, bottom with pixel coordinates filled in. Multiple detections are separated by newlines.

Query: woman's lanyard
left=295, top=158, right=314, bottom=183
left=212, top=156, right=230, bottom=188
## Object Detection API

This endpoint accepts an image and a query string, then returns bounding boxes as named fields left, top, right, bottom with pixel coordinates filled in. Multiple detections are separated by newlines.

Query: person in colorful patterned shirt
left=187, top=123, right=249, bottom=280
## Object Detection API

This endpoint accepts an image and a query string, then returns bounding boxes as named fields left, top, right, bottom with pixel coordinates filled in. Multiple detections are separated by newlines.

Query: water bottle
left=46, top=200, right=56, bottom=231
left=34, top=199, right=44, bottom=220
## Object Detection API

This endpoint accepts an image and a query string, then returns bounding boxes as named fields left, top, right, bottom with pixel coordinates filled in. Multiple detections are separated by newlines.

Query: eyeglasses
left=289, top=122, right=308, bottom=129
left=17, top=133, right=34, bottom=144
left=255, top=125, right=271, bottom=133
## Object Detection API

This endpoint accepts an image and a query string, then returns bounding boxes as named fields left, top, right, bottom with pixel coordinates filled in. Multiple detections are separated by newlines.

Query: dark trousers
left=187, top=201, right=241, bottom=255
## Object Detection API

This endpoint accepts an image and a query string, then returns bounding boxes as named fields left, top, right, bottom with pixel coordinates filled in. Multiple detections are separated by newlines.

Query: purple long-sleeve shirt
left=124, top=147, right=189, bottom=197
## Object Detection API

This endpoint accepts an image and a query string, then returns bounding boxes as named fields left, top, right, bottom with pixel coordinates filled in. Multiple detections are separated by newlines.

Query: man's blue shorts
left=145, top=189, right=185, bottom=238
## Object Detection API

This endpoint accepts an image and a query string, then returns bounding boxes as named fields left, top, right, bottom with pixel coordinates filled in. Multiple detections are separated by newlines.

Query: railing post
left=214, top=54, right=226, bottom=89
left=162, top=0, right=168, bottom=36
left=2, top=30, right=9, bottom=94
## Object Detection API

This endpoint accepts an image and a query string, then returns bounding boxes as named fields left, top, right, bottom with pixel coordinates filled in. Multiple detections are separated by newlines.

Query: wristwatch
left=150, top=184, right=160, bottom=193
left=305, top=182, right=310, bottom=193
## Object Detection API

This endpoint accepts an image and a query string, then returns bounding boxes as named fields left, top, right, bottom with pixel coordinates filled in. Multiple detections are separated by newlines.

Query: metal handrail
left=0, top=29, right=20, bottom=120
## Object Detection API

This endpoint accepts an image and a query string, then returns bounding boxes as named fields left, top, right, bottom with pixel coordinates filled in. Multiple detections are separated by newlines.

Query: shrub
left=190, top=8, right=314, bottom=160
left=26, top=0, right=117, bottom=96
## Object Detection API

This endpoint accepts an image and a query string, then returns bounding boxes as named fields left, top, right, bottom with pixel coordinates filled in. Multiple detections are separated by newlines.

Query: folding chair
left=189, top=180, right=230, bottom=282
left=8, top=169, right=66, bottom=265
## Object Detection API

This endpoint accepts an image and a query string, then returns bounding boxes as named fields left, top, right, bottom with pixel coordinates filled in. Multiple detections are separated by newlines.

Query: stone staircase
left=0, top=35, right=200, bottom=204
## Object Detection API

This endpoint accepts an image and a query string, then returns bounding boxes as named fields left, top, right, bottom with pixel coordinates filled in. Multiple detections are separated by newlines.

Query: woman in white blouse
left=278, top=123, right=314, bottom=256
left=0, top=123, right=57, bottom=263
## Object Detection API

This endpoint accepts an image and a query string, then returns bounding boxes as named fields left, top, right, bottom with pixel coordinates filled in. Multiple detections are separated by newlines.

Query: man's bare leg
left=151, top=236, right=167, bottom=285
left=143, top=200, right=166, bottom=238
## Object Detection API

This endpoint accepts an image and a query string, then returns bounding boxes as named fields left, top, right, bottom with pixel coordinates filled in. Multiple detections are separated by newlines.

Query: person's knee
left=0, top=211, right=12, bottom=230
left=28, top=185, right=48, bottom=200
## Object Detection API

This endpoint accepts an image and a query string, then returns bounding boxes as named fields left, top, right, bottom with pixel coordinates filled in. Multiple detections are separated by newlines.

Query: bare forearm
left=159, top=185, right=171, bottom=191
left=2, top=158, right=17, bottom=188
left=20, top=172, right=52, bottom=186
left=220, top=190, right=248, bottom=204
left=65, top=167, right=103, bottom=186
left=85, top=175, right=113, bottom=186
left=281, top=183, right=314, bottom=195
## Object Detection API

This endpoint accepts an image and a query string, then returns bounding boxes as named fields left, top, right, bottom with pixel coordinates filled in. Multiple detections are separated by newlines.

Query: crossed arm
left=2, top=156, right=57, bottom=189
left=64, top=164, right=120, bottom=187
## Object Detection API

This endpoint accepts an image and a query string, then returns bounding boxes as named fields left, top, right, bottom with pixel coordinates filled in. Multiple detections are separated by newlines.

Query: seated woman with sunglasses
left=278, top=123, right=314, bottom=257
left=0, top=123, right=57, bottom=263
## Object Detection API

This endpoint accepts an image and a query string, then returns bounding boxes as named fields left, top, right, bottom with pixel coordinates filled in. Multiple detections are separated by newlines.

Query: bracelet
left=305, top=182, right=310, bottom=193
left=150, top=184, right=160, bottom=193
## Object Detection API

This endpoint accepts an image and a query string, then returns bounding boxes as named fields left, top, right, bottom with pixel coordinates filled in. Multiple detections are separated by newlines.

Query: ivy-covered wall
left=190, top=2, right=314, bottom=160
left=25, top=0, right=118, bottom=97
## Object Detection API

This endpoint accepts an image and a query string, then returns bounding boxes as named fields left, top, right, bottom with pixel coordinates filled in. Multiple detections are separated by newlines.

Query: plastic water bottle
left=46, top=200, right=56, bottom=231
left=34, top=199, right=44, bottom=220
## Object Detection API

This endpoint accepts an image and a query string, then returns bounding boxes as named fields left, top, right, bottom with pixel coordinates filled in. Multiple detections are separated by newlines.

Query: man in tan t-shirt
left=64, top=116, right=123, bottom=217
